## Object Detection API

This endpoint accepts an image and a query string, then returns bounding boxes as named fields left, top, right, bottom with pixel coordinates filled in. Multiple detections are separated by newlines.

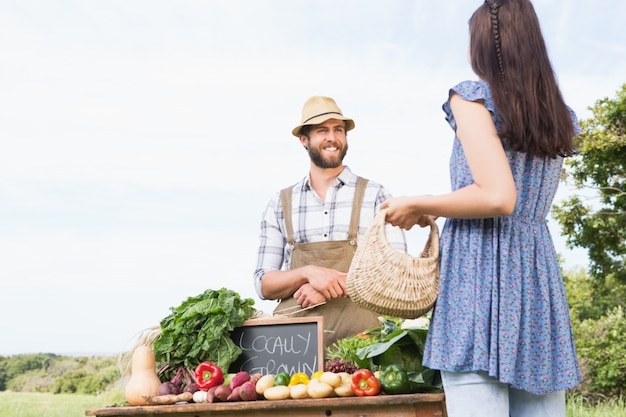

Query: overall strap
left=279, top=176, right=369, bottom=246
left=280, top=186, right=296, bottom=246
left=348, top=176, right=368, bottom=244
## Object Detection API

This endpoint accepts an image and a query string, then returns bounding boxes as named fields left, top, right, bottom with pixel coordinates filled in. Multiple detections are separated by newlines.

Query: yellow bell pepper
left=310, top=371, right=324, bottom=381
left=289, top=372, right=310, bottom=386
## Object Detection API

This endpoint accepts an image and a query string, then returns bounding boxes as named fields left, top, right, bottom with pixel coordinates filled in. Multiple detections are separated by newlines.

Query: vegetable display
left=127, top=365, right=431, bottom=406
left=124, top=293, right=444, bottom=408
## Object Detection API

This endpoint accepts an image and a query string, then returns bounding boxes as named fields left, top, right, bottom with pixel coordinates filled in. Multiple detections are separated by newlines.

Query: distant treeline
left=0, top=353, right=121, bottom=395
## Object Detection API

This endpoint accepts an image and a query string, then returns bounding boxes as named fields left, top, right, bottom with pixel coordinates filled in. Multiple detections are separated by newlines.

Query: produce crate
left=85, top=392, right=446, bottom=417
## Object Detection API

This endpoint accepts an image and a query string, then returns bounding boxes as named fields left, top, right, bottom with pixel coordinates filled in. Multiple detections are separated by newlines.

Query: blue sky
left=1, top=0, right=625, bottom=356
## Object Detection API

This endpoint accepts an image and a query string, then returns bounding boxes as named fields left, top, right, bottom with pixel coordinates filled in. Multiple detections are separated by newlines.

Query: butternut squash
left=125, top=345, right=162, bottom=406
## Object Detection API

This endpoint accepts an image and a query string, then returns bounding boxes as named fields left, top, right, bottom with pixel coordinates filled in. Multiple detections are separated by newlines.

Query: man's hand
left=303, top=265, right=348, bottom=299
left=293, top=283, right=326, bottom=308
left=260, top=265, right=348, bottom=301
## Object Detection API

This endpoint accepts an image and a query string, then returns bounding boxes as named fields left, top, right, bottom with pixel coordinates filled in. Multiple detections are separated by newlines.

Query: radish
left=238, top=381, right=258, bottom=401
left=229, top=371, right=250, bottom=390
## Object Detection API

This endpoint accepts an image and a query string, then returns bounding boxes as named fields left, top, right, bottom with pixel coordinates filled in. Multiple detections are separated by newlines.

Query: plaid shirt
left=253, top=166, right=407, bottom=299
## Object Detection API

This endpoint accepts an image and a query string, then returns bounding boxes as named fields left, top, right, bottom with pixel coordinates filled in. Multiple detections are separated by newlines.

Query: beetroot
left=157, top=381, right=180, bottom=395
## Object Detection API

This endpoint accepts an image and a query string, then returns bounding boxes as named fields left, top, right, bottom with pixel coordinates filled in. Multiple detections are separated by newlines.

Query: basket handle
left=376, top=208, right=440, bottom=258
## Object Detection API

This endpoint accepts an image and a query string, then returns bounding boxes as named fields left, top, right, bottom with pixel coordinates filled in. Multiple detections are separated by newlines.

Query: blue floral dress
left=422, top=80, right=582, bottom=395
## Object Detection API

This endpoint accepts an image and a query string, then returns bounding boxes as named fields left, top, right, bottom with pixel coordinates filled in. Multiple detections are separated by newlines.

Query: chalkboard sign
left=228, top=316, right=324, bottom=376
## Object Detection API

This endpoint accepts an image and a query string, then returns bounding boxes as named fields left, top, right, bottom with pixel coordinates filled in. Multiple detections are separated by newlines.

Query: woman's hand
left=381, top=197, right=433, bottom=230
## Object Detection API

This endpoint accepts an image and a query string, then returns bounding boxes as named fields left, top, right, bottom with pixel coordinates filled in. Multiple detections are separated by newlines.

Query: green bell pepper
left=380, top=364, right=410, bottom=394
left=274, top=371, right=290, bottom=386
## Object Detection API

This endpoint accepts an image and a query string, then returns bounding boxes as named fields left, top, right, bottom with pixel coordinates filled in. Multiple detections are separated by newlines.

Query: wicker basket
left=346, top=208, right=440, bottom=319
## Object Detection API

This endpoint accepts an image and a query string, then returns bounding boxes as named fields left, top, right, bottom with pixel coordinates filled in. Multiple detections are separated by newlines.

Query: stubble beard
left=308, top=142, right=348, bottom=169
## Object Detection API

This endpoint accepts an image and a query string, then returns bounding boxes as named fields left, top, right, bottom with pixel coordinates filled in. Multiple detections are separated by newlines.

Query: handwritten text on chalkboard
left=229, top=317, right=324, bottom=375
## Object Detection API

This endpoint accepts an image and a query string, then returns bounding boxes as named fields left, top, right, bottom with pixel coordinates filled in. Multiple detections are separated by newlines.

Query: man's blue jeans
left=441, top=370, right=565, bottom=417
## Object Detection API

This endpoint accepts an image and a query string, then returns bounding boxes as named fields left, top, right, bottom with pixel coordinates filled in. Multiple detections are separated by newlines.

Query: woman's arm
left=383, top=93, right=517, bottom=229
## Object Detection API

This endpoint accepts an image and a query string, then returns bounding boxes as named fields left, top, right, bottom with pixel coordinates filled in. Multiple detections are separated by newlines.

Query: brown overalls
left=273, top=177, right=380, bottom=350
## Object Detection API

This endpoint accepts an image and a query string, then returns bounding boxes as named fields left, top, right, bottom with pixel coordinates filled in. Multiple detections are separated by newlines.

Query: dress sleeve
left=442, top=80, right=494, bottom=132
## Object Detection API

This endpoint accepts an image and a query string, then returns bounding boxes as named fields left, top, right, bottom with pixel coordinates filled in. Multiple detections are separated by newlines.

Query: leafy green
left=325, top=331, right=380, bottom=365
left=152, top=288, right=256, bottom=374
left=355, top=317, right=442, bottom=392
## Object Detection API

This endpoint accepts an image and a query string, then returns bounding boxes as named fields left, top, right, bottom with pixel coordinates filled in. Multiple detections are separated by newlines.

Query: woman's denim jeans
left=441, top=371, right=565, bottom=417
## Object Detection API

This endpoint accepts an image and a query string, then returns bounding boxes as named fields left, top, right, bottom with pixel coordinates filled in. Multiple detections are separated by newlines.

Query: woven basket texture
left=346, top=208, right=440, bottom=319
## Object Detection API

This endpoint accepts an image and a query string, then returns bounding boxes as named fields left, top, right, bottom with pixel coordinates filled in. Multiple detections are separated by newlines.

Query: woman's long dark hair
left=469, top=0, right=576, bottom=157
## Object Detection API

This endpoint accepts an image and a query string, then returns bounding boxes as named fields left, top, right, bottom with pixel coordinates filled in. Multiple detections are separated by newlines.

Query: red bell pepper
left=351, top=368, right=381, bottom=396
left=194, top=361, right=224, bottom=390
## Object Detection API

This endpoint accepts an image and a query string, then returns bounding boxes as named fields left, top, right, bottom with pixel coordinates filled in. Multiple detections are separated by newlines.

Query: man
left=253, top=96, right=406, bottom=348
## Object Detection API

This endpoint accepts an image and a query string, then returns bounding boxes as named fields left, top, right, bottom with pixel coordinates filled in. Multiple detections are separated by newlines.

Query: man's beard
left=308, top=143, right=348, bottom=169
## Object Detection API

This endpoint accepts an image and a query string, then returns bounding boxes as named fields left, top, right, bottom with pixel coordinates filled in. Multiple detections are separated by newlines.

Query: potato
left=289, top=383, right=309, bottom=399
left=320, top=372, right=342, bottom=388
left=263, top=385, right=291, bottom=400
left=337, top=372, right=352, bottom=385
left=308, top=381, right=334, bottom=398
left=255, top=374, right=275, bottom=395
left=334, top=383, right=355, bottom=397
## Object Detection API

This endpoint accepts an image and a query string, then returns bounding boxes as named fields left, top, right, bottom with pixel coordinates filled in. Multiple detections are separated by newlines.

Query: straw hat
left=292, top=96, right=355, bottom=137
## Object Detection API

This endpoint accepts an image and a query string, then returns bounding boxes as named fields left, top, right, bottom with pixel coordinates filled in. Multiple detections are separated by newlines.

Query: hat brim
left=292, top=115, right=355, bottom=137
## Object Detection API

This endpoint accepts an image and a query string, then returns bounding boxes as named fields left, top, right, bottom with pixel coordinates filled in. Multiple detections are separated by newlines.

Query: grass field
left=566, top=395, right=626, bottom=417
left=1, top=391, right=624, bottom=417
left=0, top=390, right=125, bottom=417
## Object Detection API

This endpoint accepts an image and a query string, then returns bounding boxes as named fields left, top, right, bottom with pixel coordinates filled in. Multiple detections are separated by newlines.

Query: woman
left=381, top=1, right=582, bottom=416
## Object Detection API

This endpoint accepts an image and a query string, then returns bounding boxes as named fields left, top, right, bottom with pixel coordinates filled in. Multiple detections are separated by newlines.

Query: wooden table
left=86, top=393, right=447, bottom=417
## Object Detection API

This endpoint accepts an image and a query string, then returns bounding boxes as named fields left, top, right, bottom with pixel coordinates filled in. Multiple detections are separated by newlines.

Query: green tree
left=567, top=268, right=626, bottom=322
left=0, top=357, right=7, bottom=391
left=563, top=267, right=626, bottom=398
left=0, top=354, right=57, bottom=382
left=0, top=354, right=121, bottom=394
left=574, top=305, right=626, bottom=398
left=553, top=83, right=626, bottom=287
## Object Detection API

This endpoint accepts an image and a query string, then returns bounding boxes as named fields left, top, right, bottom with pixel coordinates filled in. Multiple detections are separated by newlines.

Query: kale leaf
left=152, top=287, right=256, bottom=374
